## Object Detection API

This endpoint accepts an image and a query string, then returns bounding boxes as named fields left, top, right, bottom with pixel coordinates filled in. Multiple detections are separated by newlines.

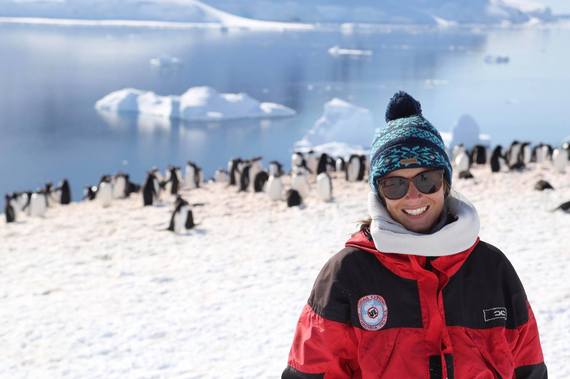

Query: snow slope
left=1, top=163, right=569, bottom=378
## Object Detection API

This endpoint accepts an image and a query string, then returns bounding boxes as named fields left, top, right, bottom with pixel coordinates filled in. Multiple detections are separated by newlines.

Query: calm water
left=1, top=24, right=569, bottom=199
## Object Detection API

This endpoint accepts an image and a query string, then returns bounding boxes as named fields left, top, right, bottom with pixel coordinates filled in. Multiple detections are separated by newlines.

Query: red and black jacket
left=283, top=231, right=546, bottom=379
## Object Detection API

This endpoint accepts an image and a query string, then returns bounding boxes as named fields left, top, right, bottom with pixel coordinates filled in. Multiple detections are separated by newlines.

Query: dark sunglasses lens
left=380, top=177, right=409, bottom=200
left=413, top=170, right=443, bottom=194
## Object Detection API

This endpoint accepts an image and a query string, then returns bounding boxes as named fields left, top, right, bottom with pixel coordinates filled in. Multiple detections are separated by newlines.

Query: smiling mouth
left=403, top=205, right=429, bottom=216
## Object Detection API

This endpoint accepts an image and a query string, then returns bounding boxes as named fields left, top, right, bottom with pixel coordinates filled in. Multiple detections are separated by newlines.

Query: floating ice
left=328, top=46, right=373, bottom=57
left=95, top=86, right=295, bottom=122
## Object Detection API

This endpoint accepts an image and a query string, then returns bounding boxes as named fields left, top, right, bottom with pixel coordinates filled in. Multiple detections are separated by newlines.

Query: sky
left=538, top=0, right=570, bottom=13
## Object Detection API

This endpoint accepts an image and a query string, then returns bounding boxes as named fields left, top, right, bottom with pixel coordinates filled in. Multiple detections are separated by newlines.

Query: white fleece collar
left=367, top=191, right=480, bottom=256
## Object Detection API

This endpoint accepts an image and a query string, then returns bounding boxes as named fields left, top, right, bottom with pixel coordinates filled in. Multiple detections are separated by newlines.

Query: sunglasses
left=378, top=169, right=444, bottom=200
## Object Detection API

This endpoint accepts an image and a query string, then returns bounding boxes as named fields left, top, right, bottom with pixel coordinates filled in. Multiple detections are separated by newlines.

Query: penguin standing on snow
left=335, top=157, right=346, bottom=174
left=142, top=171, right=159, bottom=206
left=83, top=186, right=98, bottom=201
left=291, top=171, right=310, bottom=198
left=237, top=164, right=251, bottom=192
left=58, top=179, right=72, bottom=204
left=112, top=173, right=129, bottom=199
left=268, top=161, right=284, bottom=177
left=552, top=148, right=568, bottom=173
left=490, top=145, right=505, bottom=173
left=316, top=153, right=336, bottom=175
left=291, top=152, right=311, bottom=175
left=266, top=175, right=283, bottom=201
left=249, top=157, right=263, bottom=189
left=346, top=154, right=364, bottom=182
left=228, top=158, right=242, bottom=186
left=97, top=175, right=113, bottom=207
left=167, top=196, right=196, bottom=233
left=164, top=166, right=182, bottom=195
left=316, top=172, right=333, bottom=202
left=521, top=142, right=532, bottom=165
left=470, top=145, right=487, bottom=165
left=253, top=171, right=269, bottom=192
left=214, top=169, right=229, bottom=183
left=454, top=149, right=471, bottom=177
left=185, top=161, right=201, bottom=189
left=5, top=194, right=16, bottom=223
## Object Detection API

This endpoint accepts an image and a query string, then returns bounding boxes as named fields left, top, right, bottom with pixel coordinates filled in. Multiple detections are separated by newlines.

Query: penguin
left=11, top=192, right=28, bottom=212
left=316, top=172, right=333, bottom=201
left=112, top=173, right=129, bottom=199
left=358, top=155, right=368, bottom=180
left=142, top=171, right=159, bottom=206
left=239, top=164, right=252, bottom=192
left=164, top=166, right=182, bottom=195
left=534, top=180, right=554, bottom=191
left=454, top=149, right=470, bottom=174
left=552, top=148, right=568, bottom=173
left=58, top=179, right=72, bottom=204
left=521, top=142, right=532, bottom=165
left=167, top=196, right=196, bottom=233
left=451, top=144, right=466, bottom=161
left=268, top=161, right=284, bottom=177
left=507, top=141, right=523, bottom=168
left=43, top=182, right=55, bottom=206
left=291, top=152, right=311, bottom=175
left=214, top=169, right=229, bottom=183
left=228, top=158, right=242, bottom=186
left=185, top=161, right=201, bottom=189
left=249, top=157, right=263, bottom=189
left=253, top=171, right=269, bottom=193
left=316, top=153, right=336, bottom=175
left=83, top=186, right=98, bottom=201
left=490, top=145, right=505, bottom=173
left=291, top=172, right=310, bottom=198
left=305, top=150, right=318, bottom=175
left=126, top=178, right=141, bottom=196
left=24, top=191, right=48, bottom=217
left=286, top=189, right=302, bottom=207
left=346, top=154, right=362, bottom=182
left=266, top=175, right=283, bottom=201
left=458, top=170, right=474, bottom=179
left=97, top=175, right=113, bottom=207
left=5, top=194, right=16, bottom=223
left=335, top=157, right=346, bottom=173
left=470, top=145, right=487, bottom=165
left=532, top=144, right=545, bottom=164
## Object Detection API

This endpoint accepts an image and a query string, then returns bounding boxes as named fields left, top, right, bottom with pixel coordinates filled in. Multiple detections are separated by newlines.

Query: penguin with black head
left=167, top=195, right=196, bottom=233
left=142, top=170, right=159, bottom=206
left=5, top=194, right=16, bottom=223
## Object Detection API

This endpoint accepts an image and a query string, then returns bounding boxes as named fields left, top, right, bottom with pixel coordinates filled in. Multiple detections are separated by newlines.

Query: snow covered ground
left=1, top=163, right=569, bottom=378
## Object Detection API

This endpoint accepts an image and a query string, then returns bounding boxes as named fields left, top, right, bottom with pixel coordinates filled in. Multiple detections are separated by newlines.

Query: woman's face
left=380, top=167, right=445, bottom=233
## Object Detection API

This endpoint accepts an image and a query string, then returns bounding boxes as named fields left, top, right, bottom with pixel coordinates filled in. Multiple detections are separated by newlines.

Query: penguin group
left=450, top=141, right=569, bottom=178
left=216, top=150, right=367, bottom=208
left=4, top=179, right=71, bottom=223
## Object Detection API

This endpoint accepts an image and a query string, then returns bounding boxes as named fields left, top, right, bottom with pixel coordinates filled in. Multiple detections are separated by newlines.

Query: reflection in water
left=2, top=25, right=570, bottom=200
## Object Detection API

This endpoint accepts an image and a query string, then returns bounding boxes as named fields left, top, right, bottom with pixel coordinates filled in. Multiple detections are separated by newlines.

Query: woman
left=282, top=92, right=547, bottom=379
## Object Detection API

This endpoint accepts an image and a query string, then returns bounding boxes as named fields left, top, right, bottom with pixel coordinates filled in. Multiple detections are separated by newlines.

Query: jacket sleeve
left=282, top=253, right=359, bottom=378
left=511, top=302, right=548, bottom=379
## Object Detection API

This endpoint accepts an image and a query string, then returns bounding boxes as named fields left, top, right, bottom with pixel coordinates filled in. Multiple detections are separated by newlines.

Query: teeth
left=403, top=206, right=428, bottom=216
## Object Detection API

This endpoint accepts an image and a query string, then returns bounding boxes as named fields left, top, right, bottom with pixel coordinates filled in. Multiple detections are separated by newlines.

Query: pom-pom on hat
left=369, top=91, right=452, bottom=194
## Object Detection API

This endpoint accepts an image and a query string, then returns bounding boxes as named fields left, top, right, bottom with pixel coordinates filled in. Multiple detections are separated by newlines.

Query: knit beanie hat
left=369, top=91, right=452, bottom=193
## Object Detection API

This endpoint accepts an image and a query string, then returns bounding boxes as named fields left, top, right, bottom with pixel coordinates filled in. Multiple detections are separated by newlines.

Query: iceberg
left=447, top=114, right=491, bottom=150
left=296, top=98, right=376, bottom=149
left=328, top=46, right=373, bottom=57
left=95, top=86, right=295, bottom=122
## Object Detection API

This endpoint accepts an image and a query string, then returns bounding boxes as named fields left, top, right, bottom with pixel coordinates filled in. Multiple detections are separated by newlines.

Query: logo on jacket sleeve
left=358, top=294, right=388, bottom=331
left=483, top=307, right=507, bottom=322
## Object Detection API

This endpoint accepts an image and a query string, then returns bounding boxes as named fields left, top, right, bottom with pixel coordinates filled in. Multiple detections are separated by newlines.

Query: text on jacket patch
left=483, top=307, right=508, bottom=322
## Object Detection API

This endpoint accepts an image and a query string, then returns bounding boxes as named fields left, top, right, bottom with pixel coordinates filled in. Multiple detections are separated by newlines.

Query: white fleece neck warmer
left=367, top=191, right=480, bottom=256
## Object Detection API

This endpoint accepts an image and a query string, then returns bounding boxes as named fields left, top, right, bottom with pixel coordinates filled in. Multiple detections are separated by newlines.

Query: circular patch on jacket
left=357, top=294, right=388, bottom=331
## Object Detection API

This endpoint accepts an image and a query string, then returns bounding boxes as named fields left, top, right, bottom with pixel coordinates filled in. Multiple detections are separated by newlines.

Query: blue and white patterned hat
left=369, top=91, right=452, bottom=193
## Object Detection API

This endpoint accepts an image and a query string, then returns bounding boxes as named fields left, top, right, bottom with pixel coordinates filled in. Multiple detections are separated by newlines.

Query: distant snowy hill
left=0, top=0, right=555, bottom=25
